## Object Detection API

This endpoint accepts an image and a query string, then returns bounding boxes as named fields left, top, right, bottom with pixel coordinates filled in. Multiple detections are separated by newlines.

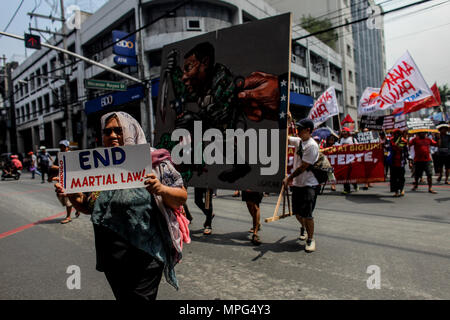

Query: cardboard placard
left=58, top=144, right=152, bottom=193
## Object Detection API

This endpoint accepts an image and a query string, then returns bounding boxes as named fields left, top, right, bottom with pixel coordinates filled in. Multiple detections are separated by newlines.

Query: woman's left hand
left=144, top=173, right=166, bottom=196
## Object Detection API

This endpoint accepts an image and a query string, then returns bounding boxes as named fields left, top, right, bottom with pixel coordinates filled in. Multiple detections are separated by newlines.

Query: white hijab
left=100, top=111, right=147, bottom=146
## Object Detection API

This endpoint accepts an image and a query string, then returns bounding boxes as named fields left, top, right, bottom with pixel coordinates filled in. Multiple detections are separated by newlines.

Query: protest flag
left=392, top=83, right=441, bottom=116
left=358, top=87, right=382, bottom=116
left=308, top=87, right=340, bottom=128
left=378, top=51, right=433, bottom=112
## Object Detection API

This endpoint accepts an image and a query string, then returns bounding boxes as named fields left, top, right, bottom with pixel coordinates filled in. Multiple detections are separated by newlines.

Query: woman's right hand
left=53, top=177, right=89, bottom=214
left=52, top=177, right=66, bottom=196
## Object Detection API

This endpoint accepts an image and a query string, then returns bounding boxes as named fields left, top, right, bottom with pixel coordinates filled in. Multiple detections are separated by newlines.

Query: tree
left=438, top=84, right=449, bottom=105
left=300, top=15, right=339, bottom=51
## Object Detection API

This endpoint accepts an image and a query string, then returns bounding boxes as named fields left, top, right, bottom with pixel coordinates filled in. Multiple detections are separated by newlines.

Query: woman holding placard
left=54, top=111, right=189, bottom=301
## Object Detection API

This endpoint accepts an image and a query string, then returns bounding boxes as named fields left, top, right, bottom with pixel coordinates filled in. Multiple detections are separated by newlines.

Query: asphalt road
left=0, top=171, right=449, bottom=300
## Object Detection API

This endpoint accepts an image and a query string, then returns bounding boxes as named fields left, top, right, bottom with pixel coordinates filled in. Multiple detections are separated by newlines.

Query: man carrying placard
left=283, top=119, right=320, bottom=253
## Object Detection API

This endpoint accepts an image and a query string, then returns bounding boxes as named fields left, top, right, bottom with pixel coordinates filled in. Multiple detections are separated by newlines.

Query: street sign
left=84, top=79, right=127, bottom=91
left=24, top=34, right=41, bottom=50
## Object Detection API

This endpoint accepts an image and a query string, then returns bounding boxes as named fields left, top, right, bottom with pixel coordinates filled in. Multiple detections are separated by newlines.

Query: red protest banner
left=322, top=143, right=385, bottom=184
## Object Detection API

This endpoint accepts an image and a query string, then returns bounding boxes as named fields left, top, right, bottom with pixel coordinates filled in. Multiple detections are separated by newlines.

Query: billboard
left=154, top=14, right=292, bottom=192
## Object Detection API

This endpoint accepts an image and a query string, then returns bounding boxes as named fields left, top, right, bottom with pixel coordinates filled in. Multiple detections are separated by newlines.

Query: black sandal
left=251, top=234, right=262, bottom=245
left=203, top=226, right=212, bottom=235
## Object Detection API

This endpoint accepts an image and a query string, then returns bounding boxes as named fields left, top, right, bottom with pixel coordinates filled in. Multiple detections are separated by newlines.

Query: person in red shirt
left=409, top=132, right=438, bottom=193
left=10, top=155, right=23, bottom=171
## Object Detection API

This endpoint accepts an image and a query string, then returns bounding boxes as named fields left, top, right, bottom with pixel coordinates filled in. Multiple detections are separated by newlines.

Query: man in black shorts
left=284, top=119, right=320, bottom=252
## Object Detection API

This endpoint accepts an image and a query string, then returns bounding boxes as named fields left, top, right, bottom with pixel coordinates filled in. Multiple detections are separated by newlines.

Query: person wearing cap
left=436, top=123, right=449, bottom=184
left=50, top=140, right=80, bottom=224
left=389, top=129, right=409, bottom=197
left=338, top=127, right=359, bottom=194
left=37, top=146, right=53, bottom=183
left=283, top=118, right=320, bottom=252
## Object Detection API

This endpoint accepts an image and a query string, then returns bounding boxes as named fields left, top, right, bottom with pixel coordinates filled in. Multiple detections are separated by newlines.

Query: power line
left=295, top=0, right=371, bottom=30
left=292, top=0, right=434, bottom=42
left=383, top=0, right=450, bottom=21
left=2, top=0, right=25, bottom=33
left=303, top=0, right=447, bottom=48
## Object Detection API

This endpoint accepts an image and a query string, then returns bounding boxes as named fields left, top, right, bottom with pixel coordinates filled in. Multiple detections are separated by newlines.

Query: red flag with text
left=392, top=83, right=441, bottom=115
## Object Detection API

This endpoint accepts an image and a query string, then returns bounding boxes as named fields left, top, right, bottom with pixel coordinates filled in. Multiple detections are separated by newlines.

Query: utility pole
left=59, top=0, right=73, bottom=142
left=6, top=61, right=18, bottom=153
left=1, top=55, right=10, bottom=152
left=27, top=0, right=73, bottom=142
left=1, top=55, right=18, bottom=153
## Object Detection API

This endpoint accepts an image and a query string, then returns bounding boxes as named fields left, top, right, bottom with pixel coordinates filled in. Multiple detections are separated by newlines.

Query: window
left=292, top=44, right=307, bottom=67
left=347, top=44, right=352, bottom=57
left=36, top=69, right=41, bottom=87
left=345, top=19, right=350, bottom=32
left=37, top=97, right=43, bottom=115
left=31, top=100, right=36, bottom=118
left=25, top=103, right=30, bottom=120
left=30, top=73, right=35, bottom=91
left=349, top=70, right=353, bottom=82
left=187, top=19, right=201, bottom=30
left=350, top=96, right=355, bottom=106
left=44, top=94, right=50, bottom=113
left=42, top=64, right=48, bottom=84
left=24, top=78, right=29, bottom=94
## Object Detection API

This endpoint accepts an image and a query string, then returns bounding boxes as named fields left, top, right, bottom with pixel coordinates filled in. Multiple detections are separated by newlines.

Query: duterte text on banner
left=322, top=143, right=385, bottom=184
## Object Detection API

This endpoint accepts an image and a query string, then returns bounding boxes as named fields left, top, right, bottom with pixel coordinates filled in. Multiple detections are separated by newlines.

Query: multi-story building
left=269, top=0, right=387, bottom=126
left=351, top=0, right=386, bottom=103
left=12, top=0, right=346, bottom=154
left=269, top=0, right=358, bottom=127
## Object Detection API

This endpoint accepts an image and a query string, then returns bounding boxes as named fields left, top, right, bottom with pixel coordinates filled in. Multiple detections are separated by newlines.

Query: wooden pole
left=205, top=189, right=211, bottom=210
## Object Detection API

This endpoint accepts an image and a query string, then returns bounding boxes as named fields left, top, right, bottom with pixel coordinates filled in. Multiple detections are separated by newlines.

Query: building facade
left=351, top=0, right=386, bottom=102
left=269, top=0, right=387, bottom=126
left=12, top=0, right=346, bottom=154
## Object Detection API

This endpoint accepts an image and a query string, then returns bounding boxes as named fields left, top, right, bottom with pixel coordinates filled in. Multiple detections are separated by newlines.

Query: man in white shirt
left=283, top=119, right=319, bottom=252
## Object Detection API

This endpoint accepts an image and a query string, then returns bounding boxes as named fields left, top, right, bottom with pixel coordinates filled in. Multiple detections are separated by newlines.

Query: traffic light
left=24, top=34, right=41, bottom=50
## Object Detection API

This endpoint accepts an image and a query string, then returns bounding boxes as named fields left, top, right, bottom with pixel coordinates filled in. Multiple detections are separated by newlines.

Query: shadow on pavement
left=189, top=229, right=304, bottom=261
left=322, top=193, right=395, bottom=204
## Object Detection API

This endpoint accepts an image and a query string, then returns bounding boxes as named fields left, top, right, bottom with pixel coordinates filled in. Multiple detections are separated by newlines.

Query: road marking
left=0, top=211, right=67, bottom=240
